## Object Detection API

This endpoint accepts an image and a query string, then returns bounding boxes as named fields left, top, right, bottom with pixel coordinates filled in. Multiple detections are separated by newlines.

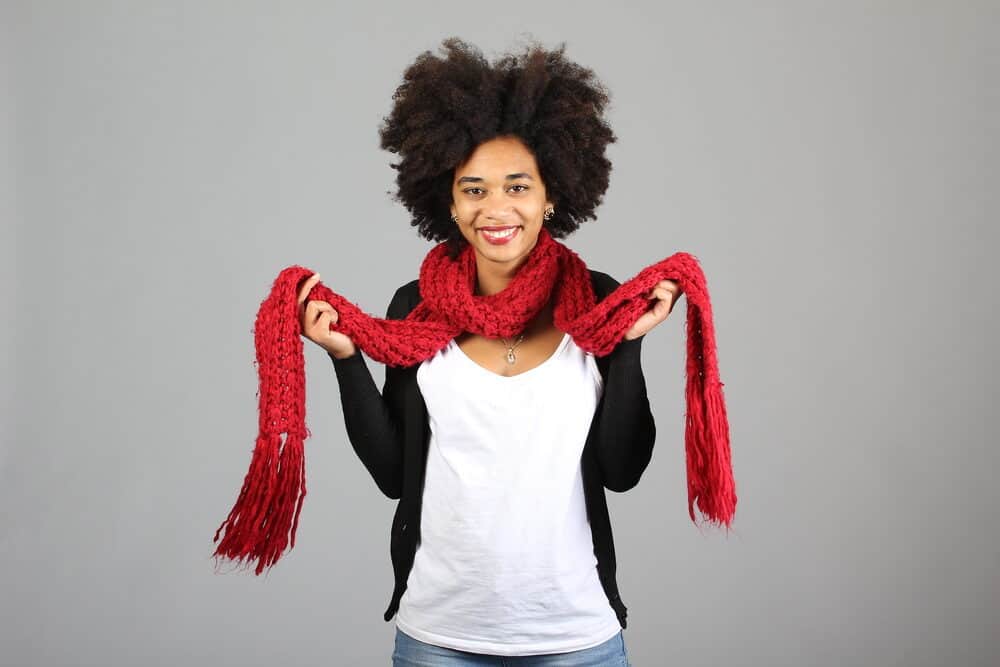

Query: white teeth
left=482, top=227, right=517, bottom=239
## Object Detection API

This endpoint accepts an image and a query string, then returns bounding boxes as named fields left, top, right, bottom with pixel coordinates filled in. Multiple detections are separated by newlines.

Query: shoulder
left=588, top=269, right=620, bottom=300
left=386, top=278, right=421, bottom=319
left=388, top=270, right=619, bottom=319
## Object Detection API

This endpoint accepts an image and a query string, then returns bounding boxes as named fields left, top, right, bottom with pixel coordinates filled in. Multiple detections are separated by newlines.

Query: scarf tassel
left=685, top=377, right=737, bottom=528
left=212, top=431, right=308, bottom=574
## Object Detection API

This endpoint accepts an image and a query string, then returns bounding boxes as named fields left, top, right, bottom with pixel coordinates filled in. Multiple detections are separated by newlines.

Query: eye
left=509, top=184, right=529, bottom=193
left=463, top=187, right=484, bottom=195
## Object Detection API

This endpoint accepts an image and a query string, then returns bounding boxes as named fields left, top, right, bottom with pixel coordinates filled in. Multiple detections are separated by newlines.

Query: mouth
left=478, top=225, right=522, bottom=245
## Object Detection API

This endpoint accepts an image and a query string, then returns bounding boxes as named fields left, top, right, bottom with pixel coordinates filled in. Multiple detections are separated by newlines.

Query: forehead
left=454, top=137, right=539, bottom=176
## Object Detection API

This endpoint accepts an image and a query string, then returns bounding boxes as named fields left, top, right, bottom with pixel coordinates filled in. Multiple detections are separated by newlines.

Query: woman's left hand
left=623, top=279, right=681, bottom=340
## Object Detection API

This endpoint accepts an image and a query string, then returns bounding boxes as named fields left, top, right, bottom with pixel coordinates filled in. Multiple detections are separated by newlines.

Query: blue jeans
left=392, top=627, right=632, bottom=666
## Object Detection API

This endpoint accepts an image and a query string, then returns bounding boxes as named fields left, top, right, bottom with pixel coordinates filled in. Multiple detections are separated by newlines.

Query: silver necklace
left=500, top=334, right=526, bottom=365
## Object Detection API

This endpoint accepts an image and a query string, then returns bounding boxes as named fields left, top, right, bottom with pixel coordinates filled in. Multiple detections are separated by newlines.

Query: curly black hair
left=378, top=36, right=617, bottom=258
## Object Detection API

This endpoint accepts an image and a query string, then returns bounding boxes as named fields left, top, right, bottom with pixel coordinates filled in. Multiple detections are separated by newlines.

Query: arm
left=591, top=278, right=657, bottom=493
left=327, top=284, right=413, bottom=499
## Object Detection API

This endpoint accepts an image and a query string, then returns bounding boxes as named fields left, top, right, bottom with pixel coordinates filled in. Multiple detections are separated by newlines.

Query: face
left=449, top=135, right=554, bottom=270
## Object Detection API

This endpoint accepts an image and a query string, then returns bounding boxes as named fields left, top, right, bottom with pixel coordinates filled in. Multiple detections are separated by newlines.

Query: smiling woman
left=347, top=39, right=647, bottom=661
left=227, top=34, right=736, bottom=666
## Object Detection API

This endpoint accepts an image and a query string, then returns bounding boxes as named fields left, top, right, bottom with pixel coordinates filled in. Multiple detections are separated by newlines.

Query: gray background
left=3, top=1, right=997, bottom=666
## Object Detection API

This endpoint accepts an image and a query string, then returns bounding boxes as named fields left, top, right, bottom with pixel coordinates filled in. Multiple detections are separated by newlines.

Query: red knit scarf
left=213, top=227, right=736, bottom=574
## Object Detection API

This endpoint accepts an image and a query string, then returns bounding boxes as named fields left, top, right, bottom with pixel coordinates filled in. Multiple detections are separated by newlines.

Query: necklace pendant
left=506, top=349, right=516, bottom=365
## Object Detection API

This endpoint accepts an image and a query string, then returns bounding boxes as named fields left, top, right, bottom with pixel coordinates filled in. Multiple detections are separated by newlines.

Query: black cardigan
left=329, top=269, right=656, bottom=630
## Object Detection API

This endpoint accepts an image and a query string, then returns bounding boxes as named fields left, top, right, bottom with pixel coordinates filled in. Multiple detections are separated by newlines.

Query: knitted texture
left=212, top=227, right=736, bottom=574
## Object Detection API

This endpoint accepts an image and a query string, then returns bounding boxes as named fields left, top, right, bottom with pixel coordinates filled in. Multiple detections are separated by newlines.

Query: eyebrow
left=457, top=173, right=534, bottom=184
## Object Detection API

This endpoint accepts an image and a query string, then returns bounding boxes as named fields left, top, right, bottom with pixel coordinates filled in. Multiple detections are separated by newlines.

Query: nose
left=482, top=190, right=514, bottom=223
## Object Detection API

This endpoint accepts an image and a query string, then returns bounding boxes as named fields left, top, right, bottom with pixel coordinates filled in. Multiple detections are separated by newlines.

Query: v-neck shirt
left=394, top=332, right=623, bottom=654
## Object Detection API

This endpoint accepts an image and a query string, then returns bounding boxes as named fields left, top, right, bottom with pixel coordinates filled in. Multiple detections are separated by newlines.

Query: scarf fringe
left=685, top=378, right=737, bottom=528
left=213, top=431, right=308, bottom=574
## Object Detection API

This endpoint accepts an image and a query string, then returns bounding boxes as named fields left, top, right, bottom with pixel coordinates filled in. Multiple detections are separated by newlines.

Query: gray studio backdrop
left=3, top=2, right=997, bottom=666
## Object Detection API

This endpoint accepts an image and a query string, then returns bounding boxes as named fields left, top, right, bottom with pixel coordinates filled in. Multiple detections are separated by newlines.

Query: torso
left=454, top=300, right=565, bottom=377
left=403, top=293, right=618, bottom=653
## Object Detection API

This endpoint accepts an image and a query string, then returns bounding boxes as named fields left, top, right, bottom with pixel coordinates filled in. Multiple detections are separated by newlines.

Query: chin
left=483, top=239, right=537, bottom=263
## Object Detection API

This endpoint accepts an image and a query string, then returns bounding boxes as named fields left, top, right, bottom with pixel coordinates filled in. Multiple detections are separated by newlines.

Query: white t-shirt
left=395, top=332, right=623, bottom=656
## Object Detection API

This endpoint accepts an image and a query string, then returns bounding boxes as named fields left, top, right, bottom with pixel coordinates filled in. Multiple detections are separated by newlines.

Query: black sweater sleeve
left=590, top=278, right=657, bottom=493
left=326, top=285, right=412, bottom=500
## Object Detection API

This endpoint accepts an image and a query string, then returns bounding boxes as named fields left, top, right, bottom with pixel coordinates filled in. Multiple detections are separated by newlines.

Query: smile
left=479, top=226, right=521, bottom=245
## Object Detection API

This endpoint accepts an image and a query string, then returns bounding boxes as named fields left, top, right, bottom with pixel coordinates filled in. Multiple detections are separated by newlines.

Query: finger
left=656, top=289, right=676, bottom=316
left=297, top=277, right=313, bottom=304
left=311, top=303, right=328, bottom=327
left=311, top=301, right=333, bottom=314
left=632, top=311, right=655, bottom=336
left=323, top=312, right=344, bottom=337
left=656, top=286, right=676, bottom=304
left=649, top=280, right=677, bottom=295
left=297, top=273, right=321, bottom=306
left=309, top=311, right=331, bottom=339
left=659, top=280, right=681, bottom=300
left=310, top=304, right=338, bottom=327
left=658, top=282, right=678, bottom=297
left=643, top=291, right=670, bottom=322
left=655, top=298, right=671, bottom=319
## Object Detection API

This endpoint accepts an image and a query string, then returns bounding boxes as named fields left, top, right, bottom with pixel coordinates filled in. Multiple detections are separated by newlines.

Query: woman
left=298, top=38, right=677, bottom=666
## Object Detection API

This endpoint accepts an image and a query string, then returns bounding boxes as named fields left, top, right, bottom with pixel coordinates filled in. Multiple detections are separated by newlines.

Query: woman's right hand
left=297, top=273, right=358, bottom=359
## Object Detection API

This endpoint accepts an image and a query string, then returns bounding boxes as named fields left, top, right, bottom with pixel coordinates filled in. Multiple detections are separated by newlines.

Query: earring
left=451, top=214, right=458, bottom=223
left=543, top=207, right=554, bottom=221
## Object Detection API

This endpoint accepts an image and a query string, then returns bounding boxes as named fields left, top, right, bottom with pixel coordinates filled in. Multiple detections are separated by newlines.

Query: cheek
left=523, top=204, right=546, bottom=223
left=455, top=202, right=479, bottom=223
left=458, top=219, right=478, bottom=241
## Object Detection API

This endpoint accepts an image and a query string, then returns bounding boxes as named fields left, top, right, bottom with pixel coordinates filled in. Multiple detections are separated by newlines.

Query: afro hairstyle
left=378, top=36, right=617, bottom=258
